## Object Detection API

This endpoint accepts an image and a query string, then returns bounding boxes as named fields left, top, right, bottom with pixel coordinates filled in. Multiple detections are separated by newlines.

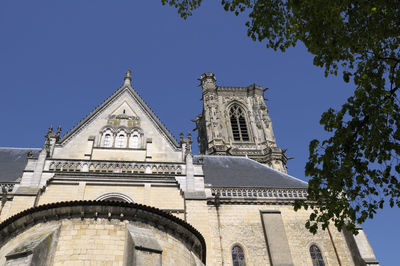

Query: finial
left=124, top=69, right=132, bottom=86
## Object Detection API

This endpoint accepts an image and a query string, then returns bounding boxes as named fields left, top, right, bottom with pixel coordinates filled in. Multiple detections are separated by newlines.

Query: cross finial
left=124, top=69, right=132, bottom=85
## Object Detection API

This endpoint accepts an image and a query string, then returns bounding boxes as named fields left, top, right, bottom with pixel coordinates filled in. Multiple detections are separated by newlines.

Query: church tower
left=194, top=72, right=288, bottom=173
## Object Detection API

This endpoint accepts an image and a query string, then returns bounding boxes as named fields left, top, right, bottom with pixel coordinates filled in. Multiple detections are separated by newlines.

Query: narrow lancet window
left=131, top=135, right=139, bottom=148
left=229, top=105, right=249, bottom=141
left=116, top=134, right=126, bottom=148
left=310, top=245, right=325, bottom=266
left=232, top=245, right=246, bottom=266
left=103, top=134, right=111, bottom=147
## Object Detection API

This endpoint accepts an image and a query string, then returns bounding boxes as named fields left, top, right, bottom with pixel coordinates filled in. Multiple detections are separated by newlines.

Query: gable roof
left=0, top=147, right=41, bottom=182
left=195, top=155, right=308, bottom=189
left=59, top=82, right=180, bottom=149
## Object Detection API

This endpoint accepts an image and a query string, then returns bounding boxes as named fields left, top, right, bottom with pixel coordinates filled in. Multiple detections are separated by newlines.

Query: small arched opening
left=231, top=244, right=246, bottom=266
left=95, top=193, right=134, bottom=203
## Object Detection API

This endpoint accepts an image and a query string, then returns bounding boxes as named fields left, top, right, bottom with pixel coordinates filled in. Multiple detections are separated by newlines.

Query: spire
left=124, top=69, right=132, bottom=86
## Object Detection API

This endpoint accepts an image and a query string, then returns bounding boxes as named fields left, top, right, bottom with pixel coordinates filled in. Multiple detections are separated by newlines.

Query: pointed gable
left=52, top=71, right=182, bottom=162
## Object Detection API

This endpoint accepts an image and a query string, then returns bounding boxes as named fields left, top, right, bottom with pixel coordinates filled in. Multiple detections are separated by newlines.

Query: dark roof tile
left=195, top=155, right=307, bottom=188
left=0, top=148, right=40, bottom=182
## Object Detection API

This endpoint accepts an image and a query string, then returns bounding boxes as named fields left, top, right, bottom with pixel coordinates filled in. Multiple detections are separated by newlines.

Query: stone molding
left=46, top=174, right=180, bottom=189
left=0, top=200, right=206, bottom=263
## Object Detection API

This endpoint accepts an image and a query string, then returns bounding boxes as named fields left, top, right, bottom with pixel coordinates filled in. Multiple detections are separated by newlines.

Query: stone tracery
left=99, top=112, right=144, bottom=149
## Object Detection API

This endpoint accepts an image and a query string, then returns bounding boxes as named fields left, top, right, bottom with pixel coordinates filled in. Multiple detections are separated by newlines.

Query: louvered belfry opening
left=229, top=104, right=249, bottom=141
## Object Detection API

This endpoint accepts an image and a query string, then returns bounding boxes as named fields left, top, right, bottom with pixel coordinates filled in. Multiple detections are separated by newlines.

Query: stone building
left=0, top=71, right=378, bottom=265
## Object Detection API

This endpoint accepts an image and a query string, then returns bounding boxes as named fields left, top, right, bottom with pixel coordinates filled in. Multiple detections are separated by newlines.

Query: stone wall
left=0, top=219, right=202, bottom=266
left=37, top=183, right=184, bottom=210
left=0, top=222, right=60, bottom=266
left=1, top=196, right=359, bottom=266
left=0, top=202, right=205, bottom=266
left=53, top=219, right=125, bottom=265
left=39, top=183, right=185, bottom=219
left=0, top=196, right=35, bottom=222
left=1, top=184, right=184, bottom=223
left=189, top=202, right=355, bottom=266
left=0, top=183, right=185, bottom=223
left=185, top=200, right=214, bottom=264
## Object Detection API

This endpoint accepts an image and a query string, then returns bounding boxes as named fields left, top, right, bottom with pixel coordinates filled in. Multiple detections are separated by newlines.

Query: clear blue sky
left=0, top=1, right=398, bottom=264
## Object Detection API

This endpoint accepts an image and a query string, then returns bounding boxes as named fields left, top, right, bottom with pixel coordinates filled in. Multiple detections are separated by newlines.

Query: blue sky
left=0, top=1, right=398, bottom=264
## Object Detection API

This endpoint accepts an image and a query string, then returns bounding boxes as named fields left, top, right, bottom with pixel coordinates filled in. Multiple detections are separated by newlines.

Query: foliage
left=162, top=0, right=400, bottom=233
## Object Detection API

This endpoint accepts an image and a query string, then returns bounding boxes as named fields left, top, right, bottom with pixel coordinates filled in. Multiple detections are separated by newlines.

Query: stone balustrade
left=47, top=160, right=184, bottom=175
left=0, top=183, right=16, bottom=193
left=211, top=187, right=307, bottom=199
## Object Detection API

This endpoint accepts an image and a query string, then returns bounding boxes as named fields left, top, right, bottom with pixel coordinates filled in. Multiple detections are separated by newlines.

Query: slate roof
left=195, top=155, right=308, bottom=188
left=0, top=147, right=40, bottom=182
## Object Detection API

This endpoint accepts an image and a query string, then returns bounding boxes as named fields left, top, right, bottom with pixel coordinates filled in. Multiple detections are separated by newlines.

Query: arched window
left=103, top=134, right=112, bottom=147
left=132, top=135, right=139, bottom=147
left=116, top=134, right=126, bottom=148
left=229, top=105, right=249, bottom=141
left=310, top=245, right=325, bottom=266
left=96, top=192, right=134, bottom=203
left=130, top=133, right=140, bottom=149
left=232, top=245, right=246, bottom=266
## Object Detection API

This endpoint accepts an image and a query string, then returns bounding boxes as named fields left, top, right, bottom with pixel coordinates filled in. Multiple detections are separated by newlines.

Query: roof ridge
left=60, top=85, right=123, bottom=141
left=127, top=86, right=179, bottom=145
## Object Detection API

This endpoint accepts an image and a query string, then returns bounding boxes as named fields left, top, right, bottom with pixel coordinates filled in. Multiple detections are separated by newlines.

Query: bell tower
left=194, top=72, right=288, bottom=173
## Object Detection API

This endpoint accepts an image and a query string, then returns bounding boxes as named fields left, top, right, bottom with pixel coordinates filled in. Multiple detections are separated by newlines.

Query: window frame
left=228, top=103, right=250, bottom=142
left=115, top=132, right=127, bottom=148
left=130, top=130, right=141, bottom=149
left=103, top=133, right=112, bottom=147
left=309, top=244, right=325, bottom=266
left=231, top=243, right=247, bottom=266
